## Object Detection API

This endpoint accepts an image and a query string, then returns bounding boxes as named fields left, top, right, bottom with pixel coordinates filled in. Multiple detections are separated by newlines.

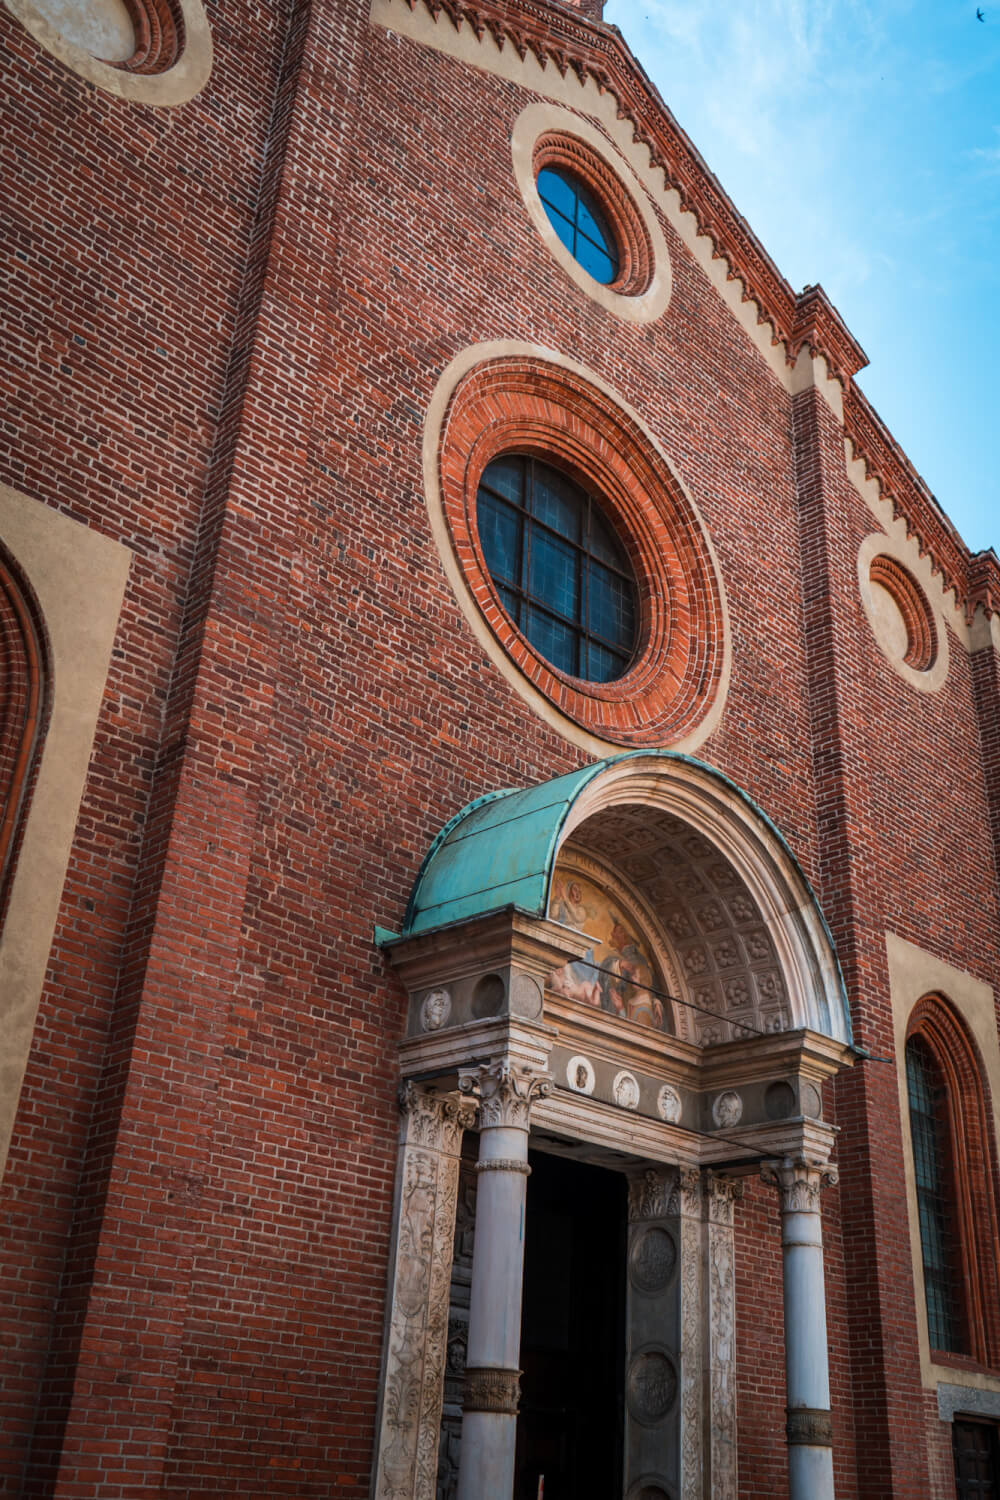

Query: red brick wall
left=2, top=1, right=998, bottom=1495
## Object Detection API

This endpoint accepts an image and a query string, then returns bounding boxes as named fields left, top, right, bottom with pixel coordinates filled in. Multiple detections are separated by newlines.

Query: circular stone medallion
left=626, top=1349, right=677, bottom=1424
left=420, top=988, right=452, bottom=1032
left=712, top=1090, right=743, bottom=1128
left=657, top=1083, right=682, bottom=1124
left=629, top=1225, right=677, bottom=1294
left=566, top=1055, right=595, bottom=1095
left=613, top=1070, right=641, bottom=1111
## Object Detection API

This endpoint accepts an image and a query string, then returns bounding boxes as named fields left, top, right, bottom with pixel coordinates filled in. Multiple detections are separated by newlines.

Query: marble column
left=454, top=1058, right=551, bottom=1500
left=761, top=1156, right=839, bottom=1500
left=374, top=1083, right=478, bottom=1500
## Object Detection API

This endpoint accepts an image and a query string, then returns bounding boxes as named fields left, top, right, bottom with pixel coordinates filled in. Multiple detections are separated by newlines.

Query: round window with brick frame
left=3, top=0, right=212, bottom=104
left=434, top=352, right=729, bottom=749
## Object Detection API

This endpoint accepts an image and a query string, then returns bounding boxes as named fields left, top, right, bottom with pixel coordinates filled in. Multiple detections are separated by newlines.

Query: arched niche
left=401, top=750, right=850, bottom=1047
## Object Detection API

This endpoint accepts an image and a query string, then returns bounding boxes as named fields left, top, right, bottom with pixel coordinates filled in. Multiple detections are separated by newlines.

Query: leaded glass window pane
left=536, top=166, right=620, bottom=286
left=476, top=455, right=639, bottom=683
left=906, top=1036, right=966, bottom=1353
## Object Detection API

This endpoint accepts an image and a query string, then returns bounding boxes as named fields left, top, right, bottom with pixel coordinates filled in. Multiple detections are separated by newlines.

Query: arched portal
left=375, top=753, right=852, bottom=1500
left=400, top=749, right=850, bottom=1046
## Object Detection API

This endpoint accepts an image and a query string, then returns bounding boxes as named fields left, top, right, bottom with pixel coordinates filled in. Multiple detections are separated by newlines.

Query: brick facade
left=1, top=0, right=998, bottom=1496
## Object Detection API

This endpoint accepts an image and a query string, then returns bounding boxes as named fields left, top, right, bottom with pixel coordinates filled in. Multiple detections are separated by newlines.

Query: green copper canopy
left=401, top=759, right=610, bottom=937
left=390, top=749, right=852, bottom=1044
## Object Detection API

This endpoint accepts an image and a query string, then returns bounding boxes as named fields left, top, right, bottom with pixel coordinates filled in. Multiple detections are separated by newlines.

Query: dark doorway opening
left=515, top=1149, right=627, bottom=1500
left=954, top=1419, right=1000, bottom=1498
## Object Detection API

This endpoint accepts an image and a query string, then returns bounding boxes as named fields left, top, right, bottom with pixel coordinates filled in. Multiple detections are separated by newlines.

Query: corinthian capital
left=458, top=1057, right=552, bottom=1131
left=398, top=1080, right=479, bottom=1155
left=760, top=1155, right=839, bottom=1214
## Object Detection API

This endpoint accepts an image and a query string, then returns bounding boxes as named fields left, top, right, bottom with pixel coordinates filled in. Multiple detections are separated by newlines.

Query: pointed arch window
left=905, top=998, right=1000, bottom=1367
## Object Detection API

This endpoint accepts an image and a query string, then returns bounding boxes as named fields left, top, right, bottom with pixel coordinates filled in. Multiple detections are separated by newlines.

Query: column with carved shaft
left=761, top=1156, right=839, bottom=1500
left=455, top=1059, right=551, bottom=1500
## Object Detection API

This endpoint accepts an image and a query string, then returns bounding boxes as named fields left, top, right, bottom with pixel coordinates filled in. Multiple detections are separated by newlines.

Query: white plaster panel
left=856, top=532, right=951, bottom=693
left=0, top=484, right=132, bottom=1178
left=4, top=0, right=213, bottom=105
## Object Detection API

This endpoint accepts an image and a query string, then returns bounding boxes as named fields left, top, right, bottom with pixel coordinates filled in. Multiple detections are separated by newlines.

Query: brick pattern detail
left=439, top=356, right=726, bottom=743
left=906, top=995, right=1000, bottom=1368
left=0, top=548, right=47, bottom=914
left=869, top=553, right=937, bottom=671
left=532, top=130, right=653, bottom=295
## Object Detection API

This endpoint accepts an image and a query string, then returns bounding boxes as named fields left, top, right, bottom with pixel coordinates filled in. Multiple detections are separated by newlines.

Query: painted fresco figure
left=600, top=917, right=665, bottom=1030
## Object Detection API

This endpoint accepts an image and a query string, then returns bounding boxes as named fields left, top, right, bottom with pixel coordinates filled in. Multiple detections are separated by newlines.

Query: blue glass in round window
left=537, top=166, right=620, bottom=285
left=477, top=455, right=638, bottom=683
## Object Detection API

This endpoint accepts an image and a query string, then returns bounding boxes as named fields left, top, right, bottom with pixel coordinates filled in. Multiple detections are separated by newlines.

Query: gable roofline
left=393, top=0, right=995, bottom=619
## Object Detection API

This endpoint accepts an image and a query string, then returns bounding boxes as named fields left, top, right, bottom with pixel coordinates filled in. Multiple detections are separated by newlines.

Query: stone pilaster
left=373, top=1084, right=478, bottom=1500
left=703, top=1173, right=743, bottom=1500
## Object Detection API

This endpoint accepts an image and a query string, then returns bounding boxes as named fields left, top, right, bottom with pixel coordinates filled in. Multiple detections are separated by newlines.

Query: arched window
left=905, top=997, right=1000, bottom=1366
left=0, top=547, right=48, bottom=923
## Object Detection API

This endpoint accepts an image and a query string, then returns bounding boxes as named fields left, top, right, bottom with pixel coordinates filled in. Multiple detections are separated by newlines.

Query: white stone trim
left=4, top=0, right=213, bottom=105
left=510, top=101, right=671, bottom=324
left=422, top=340, right=733, bottom=758
left=0, top=483, right=131, bottom=1178
left=856, top=532, right=951, bottom=693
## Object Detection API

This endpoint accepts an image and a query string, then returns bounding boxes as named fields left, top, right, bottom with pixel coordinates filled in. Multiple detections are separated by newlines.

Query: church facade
left=2, top=1, right=1000, bottom=1497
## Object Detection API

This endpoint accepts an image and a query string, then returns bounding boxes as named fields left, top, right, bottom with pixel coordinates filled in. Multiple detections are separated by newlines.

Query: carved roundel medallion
left=629, top=1225, right=677, bottom=1294
left=657, top=1083, right=682, bottom=1124
left=626, top=1348, right=677, bottom=1424
left=420, top=988, right=452, bottom=1032
left=613, top=1070, right=641, bottom=1111
left=712, top=1090, right=743, bottom=1128
left=566, top=1055, right=595, bottom=1095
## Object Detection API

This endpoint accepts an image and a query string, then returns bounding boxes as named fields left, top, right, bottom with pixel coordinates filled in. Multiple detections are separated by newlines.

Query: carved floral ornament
left=457, top=1057, right=552, bottom=1130
left=760, top=1156, right=839, bottom=1214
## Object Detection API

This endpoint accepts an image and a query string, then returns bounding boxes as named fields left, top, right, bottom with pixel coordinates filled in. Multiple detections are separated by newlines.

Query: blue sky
left=605, top=0, right=1000, bottom=555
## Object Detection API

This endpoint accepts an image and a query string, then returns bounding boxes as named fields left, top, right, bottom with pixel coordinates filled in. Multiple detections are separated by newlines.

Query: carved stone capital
left=399, top=1080, right=478, bottom=1156
left=705, top=1171, right=745, bottom=1226
left=462, top=1365, right=521, bottom=1415
left=760, top=1155, right=839, bottom=1214
left=458, top=1057, right=552, bottom=1131
left=786, top=1407, right=834, bottom=1447
left=628, top=1165, right=702, bottom=1222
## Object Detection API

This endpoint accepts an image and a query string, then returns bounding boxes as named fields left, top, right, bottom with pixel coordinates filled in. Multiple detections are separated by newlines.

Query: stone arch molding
left=403, top=750, right=851, bottom=1045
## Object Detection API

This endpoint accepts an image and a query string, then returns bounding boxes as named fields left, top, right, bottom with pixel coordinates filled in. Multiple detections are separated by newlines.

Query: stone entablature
left=386, top=906, right=849, bottom=1173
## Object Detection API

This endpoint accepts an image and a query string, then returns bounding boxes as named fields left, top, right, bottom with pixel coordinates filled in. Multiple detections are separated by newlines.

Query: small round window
left=536, top=167, right=620, bottom=286
left=476, top=454, right=638, bottom=683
